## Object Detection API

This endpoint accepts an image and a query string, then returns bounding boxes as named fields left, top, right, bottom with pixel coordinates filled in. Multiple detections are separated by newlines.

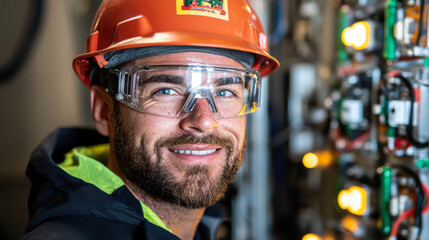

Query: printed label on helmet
left=177, top=0, right=229, bottom=21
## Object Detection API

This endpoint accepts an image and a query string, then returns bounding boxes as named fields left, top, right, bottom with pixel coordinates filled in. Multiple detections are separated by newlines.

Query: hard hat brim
left=73, top=31, right=279, bottom=87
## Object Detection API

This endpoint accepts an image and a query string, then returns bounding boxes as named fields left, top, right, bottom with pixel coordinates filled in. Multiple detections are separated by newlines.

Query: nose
left=179, top=98, right=219, bottom=133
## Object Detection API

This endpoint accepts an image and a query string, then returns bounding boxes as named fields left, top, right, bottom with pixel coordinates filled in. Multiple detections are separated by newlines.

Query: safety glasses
left=106, top=64, right=262, bottom=119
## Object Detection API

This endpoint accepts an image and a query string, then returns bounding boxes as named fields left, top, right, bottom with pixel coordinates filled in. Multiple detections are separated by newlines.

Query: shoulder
left=22, top=215, right=143, bottom=240
left=22, top=215, right=180, bottom=240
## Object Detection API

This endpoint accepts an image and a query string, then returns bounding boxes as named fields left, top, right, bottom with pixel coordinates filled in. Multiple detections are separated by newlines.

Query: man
left=24, top=0, right=278, bottom=239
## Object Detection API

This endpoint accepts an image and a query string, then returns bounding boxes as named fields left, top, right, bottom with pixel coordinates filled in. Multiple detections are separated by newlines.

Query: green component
left=388, top=126, right=396, bottom=137
left=337, top=8, right=349, bottom=63
left=381, top=97, right=387, bottom=116
left=384, top=0, right=397, bottom=60
left=424, top=58, right=429, bottom=67
left=380, top=166, right=392, bottom=235
left=417, top=159, right=429, bottom=168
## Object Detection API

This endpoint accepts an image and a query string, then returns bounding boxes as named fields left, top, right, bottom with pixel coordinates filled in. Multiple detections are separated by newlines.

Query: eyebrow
left=139, top=75, right=184, bottom=86
left=138, top=75, right=243, bottom=86
left=214, top=76, right=243, bottom=85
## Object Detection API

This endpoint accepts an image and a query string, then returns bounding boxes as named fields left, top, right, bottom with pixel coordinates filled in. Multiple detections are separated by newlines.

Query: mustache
left=155, top=134, right=234, bottom=150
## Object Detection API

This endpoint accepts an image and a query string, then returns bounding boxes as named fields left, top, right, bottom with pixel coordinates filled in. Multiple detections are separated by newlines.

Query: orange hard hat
left=73, top=0, right=280, bottom=87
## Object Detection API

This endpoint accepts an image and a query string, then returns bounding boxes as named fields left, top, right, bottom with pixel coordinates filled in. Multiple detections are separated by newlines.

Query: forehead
left=124, top=52, right=243, bottom=67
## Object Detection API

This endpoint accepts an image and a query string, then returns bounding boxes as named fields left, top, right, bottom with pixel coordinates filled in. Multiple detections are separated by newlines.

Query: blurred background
left=1, top=0, right=429, bottom=240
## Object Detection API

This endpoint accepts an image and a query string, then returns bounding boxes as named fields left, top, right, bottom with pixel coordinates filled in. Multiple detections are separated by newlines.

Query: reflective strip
left=59, top=144, right=122, bottom=195
left=58, top=144, right=171, bottom=232
left=140, top=202, right=172, bottom=233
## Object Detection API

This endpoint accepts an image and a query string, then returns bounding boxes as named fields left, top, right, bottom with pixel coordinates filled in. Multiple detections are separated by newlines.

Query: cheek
left=220, top=117, right=246, bottom=144
left=127, top=113, right=180, bottom=144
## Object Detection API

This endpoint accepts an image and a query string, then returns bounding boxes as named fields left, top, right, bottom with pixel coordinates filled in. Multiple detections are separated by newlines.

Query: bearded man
left=24, top=0, right=278, bottom=239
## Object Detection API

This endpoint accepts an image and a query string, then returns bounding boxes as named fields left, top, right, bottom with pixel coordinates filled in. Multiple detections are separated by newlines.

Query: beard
left=112, top=103, right=245, bottom=209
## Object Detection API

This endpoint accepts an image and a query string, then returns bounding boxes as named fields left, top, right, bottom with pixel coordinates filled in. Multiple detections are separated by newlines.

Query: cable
left=387, top=72, right=429, bottom=148
left=416, top=0, right=426, bottom=46
left=0, top=0, right=44, bottom=83
left=390, top=209, right=414, bottom=238
left=389, top=165, right=426, bottom=237
left=422, top=183, right=429, bottom=212
left=334, top=129, right=370, bottom=150
left=390, top=183, right=429, bottom=237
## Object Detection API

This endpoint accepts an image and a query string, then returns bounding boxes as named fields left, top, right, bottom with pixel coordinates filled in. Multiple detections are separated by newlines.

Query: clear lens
left=113, top=65, right=261, bottom=118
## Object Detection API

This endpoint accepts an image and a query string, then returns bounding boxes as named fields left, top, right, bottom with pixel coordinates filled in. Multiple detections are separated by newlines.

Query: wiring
left=389, top=165, right=426, bottom=237
left=390, top=182, right=429, bottom=237
left=416, top=0, right=425, bottom=46
left=331, top=124, right=370, bottom=150
left=387, top=72, right=429, bottom=148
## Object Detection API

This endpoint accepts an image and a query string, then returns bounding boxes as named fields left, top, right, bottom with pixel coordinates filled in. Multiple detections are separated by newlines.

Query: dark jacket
left=23, top=128, right=225, bottom=240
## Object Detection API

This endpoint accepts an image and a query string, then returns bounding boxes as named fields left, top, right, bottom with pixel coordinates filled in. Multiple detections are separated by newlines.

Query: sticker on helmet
left=177, top=0, right=229, bottom=21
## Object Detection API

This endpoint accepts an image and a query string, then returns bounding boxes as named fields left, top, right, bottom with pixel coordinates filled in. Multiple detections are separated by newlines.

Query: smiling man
left=24, top=0, right=278, bottom=239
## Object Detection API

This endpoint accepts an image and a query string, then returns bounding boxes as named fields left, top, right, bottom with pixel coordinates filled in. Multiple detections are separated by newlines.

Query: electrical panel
left=323, top=0, right=429, bottom=239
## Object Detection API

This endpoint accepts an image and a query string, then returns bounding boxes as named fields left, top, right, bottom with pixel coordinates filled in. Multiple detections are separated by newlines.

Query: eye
left=156, top=88, right=178, bottom=95
left=216, top=89, right=234, bottom=97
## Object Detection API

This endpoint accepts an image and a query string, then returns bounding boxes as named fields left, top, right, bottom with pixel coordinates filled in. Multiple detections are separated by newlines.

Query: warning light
left=341, top=21, right=372, bottom=50
left=303, top=153, right=319, bottom=169
left=303, top=151, right=333, bottom=169
left=302, top=233, right=321, bottom=240
left=317, top=150, right=333, bottom=167
left=349, top=186, right=367, bottom=215
left=341, top=215, right=359, bottom=233
left=337, top=186, right=368, bottom=215
left=338, top=189, right=351, bottom=210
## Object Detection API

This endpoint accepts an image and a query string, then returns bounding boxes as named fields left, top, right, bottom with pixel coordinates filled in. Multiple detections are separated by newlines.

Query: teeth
left=172, top=149, right=217, bottom=155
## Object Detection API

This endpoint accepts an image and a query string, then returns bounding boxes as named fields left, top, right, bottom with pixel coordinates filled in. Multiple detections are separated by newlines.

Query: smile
left=171, top=149, right=218, bottom=156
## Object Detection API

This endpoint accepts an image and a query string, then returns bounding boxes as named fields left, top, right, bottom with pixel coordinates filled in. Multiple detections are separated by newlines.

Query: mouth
left=170, top=149, right=220, bottom=156
left=167, top=143, right=224, bottom=164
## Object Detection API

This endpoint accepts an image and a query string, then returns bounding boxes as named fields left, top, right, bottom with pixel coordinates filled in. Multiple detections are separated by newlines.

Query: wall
left=0, top=0, right=95, bottom=239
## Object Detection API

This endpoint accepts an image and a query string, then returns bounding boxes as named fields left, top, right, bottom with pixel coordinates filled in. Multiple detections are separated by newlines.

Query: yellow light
left=341, top=21, right=371, bottom=50
left=302, top=233, right=321, bottom=240
left=337, top=189, right=351, bottom=210
left=303, top=153, right=319, bottom=169
left=341, top=215, right=359, bottom=232
left=337, top=186, right=367, bottom=216
left=348, top=186, right=367, bottom=215
left=317, top=150, right=333, bottom=167
left=341, top=26, right=354, bottom=46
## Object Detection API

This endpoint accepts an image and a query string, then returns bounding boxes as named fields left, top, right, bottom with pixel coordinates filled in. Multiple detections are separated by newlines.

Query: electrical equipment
left=331, top=70, right=377, bottom=151
left=392, top=0, right=429, bottom=57
left=329, top=1, right=384, bottom=237
left=302, top=233, right=322, bottom=240
left=342, top=20, right=380, bottom=51
left=338, top=185, right=369, bottom=216
left=329, top=0, right=429, bottom=239
left=303, top=152, right=319, bottom=169
left=375, top=64, right=429, bottom=239
left=379, top=165, right=429, bottom=239
left=302, top=151, right=333, bottom=169
left=279, top=0, right=429, bottom=239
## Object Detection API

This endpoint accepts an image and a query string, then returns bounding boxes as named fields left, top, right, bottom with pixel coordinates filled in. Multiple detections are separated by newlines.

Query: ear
left=90, top=85, right=114, bottom=136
